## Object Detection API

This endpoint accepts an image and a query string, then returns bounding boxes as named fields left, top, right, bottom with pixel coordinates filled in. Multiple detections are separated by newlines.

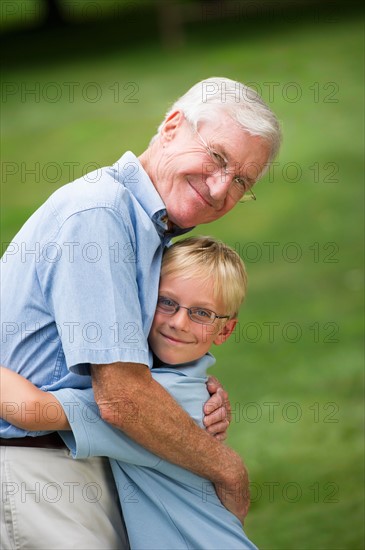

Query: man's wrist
left=207, top=444, right=244, bottom=485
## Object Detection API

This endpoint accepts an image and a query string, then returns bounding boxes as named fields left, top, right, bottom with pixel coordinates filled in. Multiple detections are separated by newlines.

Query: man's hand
left=203, top=376, right=232, bottom=440
left=214, top=448, right=250, bottom=523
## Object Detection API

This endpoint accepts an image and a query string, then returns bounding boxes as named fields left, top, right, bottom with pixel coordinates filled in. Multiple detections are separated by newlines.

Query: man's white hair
left=151, top=77, right=282, bottom=166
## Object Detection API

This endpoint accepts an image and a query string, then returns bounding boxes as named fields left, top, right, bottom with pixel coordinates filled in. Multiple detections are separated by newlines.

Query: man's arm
left=92, top=362, right=249, bottom=521
left=0, top=366, right=70, bottom=431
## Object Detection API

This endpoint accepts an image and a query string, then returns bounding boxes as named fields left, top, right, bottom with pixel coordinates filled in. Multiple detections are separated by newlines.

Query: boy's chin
left=154, top=352, right=199, bottom=366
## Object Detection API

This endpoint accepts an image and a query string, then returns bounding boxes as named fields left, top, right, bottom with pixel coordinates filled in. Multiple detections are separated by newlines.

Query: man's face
left=148, top=273, right=236, bottom=365
left=150, top=111, right=270, bottom=228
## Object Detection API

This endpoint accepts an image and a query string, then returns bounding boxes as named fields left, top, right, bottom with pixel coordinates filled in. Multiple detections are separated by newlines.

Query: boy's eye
left=158, top=297, right=175, bottom=307
left=193, top=308, right=211, bottom=318
left=158, top=296, right=174, bottom=306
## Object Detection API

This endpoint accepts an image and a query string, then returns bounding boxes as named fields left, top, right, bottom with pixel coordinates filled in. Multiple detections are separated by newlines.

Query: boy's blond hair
left=161, top=236, right=247, bottom=318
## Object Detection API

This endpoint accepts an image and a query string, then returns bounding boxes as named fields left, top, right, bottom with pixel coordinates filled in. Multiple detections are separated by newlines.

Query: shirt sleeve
left=50, top=375, right=219, bottom=495
left=36, top=207, right=150, bottom=374
left=50, top=387, right=162, bottom=468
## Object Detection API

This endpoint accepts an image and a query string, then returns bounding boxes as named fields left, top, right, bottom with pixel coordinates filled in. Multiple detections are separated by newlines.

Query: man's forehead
left=209, top=129, right=261, bottom=162
left=197, top=117, right=270, bottom=176
left=201, top=119, right=249, bottom=150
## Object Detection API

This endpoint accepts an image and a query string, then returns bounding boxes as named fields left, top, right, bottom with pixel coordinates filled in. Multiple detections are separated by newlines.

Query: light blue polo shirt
left=51, top=353, right=258, bottom=550
left=1, top=151, right=188, bottom=438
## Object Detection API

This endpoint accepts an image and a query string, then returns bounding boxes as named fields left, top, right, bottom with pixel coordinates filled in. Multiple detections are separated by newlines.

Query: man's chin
left=167, top=217, right=193, bottom=230
left=168, top=211, right=207, bottom=229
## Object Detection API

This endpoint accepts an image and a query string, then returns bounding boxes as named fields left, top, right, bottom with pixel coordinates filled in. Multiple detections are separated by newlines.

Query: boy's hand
left=203, top=376, right=232, bottom=441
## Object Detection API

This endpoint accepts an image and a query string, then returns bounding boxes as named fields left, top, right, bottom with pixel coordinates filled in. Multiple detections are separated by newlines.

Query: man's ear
left=213, top=318, right=238, bottom=346
left=160, top=110, right=185, bottom=142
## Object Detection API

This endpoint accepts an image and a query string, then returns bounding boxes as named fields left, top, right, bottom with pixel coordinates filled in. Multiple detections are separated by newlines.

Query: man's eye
left=234, top=176, right=246, bottom=188
left=211, top=151, right=226, bottom=167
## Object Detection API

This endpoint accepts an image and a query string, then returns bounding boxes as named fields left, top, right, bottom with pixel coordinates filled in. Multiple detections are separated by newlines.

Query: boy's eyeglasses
left=157, top=296, right=230, bottom=325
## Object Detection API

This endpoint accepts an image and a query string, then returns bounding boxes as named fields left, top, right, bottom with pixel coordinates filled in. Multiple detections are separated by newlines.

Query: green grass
left=1, top=13, right=364, bottom=550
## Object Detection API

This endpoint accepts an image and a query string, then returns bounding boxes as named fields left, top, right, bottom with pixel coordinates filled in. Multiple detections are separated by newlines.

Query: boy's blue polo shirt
left=51, top=353, right=258, bottom=550
left=1, top=151, right=187, bottom=438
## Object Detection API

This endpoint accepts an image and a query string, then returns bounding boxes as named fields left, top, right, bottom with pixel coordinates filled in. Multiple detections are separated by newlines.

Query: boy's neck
left=152, top=353, right=164, bottom=369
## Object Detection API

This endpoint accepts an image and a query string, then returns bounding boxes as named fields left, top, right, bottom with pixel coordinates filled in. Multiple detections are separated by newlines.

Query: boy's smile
left=148, top=273, right=236, bottom=365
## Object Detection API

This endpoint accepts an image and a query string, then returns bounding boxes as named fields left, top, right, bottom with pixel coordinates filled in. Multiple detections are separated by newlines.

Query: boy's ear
left=160, top=110, right=185, bottom=142
left=213, top=319, right=238, bottom=346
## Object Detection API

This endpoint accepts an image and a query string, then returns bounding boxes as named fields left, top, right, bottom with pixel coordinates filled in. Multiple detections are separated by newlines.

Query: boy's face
left=148, top=273, right=237, bottom=365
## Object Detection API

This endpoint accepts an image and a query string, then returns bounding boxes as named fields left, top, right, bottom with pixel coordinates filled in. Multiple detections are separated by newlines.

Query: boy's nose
left=169, top=307, right=190, bottom=331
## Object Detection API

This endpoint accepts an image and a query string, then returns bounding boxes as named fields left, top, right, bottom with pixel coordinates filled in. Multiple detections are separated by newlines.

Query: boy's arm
left=0, top=366, right=70, bottom=431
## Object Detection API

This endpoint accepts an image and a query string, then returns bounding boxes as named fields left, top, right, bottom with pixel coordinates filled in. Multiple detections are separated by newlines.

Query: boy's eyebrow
left=158, top=292, right=217, bottom=310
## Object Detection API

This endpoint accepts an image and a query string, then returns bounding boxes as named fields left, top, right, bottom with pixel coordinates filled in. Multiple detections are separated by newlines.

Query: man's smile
left=187, top=179, right=214, bottom=208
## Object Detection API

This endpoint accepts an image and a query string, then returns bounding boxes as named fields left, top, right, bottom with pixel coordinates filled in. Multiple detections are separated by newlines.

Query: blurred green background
left=1, top=1, right=364, bottom=549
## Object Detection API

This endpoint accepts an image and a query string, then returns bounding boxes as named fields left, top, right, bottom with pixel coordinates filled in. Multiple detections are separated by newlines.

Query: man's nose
left=205, top=170, right=233, bottom=204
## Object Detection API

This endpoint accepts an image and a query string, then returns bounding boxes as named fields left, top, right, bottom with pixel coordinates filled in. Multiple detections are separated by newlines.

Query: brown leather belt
left=0, top=433, right=66, bottom=449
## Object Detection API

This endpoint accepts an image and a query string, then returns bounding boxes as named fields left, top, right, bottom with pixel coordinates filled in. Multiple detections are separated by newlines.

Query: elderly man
left=0, top=77, right=281, bottom=549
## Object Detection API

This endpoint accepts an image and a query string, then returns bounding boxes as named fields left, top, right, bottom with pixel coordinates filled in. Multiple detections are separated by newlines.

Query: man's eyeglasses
left=157, top=296, right=230, bottom=325
left=194, top=129, right=257, bottom=204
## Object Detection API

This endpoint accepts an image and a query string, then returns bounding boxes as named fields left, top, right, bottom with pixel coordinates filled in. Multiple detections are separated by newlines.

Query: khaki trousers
left=0, top=447, right=129, bottom=549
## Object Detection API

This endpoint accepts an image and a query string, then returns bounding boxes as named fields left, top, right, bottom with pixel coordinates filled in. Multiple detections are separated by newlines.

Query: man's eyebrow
left=211, top=142, right=229, bottom=162
left=212, top=142, right=237, bottom=167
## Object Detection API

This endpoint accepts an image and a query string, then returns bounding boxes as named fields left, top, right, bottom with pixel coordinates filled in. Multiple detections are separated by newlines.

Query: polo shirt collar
left=112, top=151, right=194, bottom=238
left=152, top=352, right=216, bottom=378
